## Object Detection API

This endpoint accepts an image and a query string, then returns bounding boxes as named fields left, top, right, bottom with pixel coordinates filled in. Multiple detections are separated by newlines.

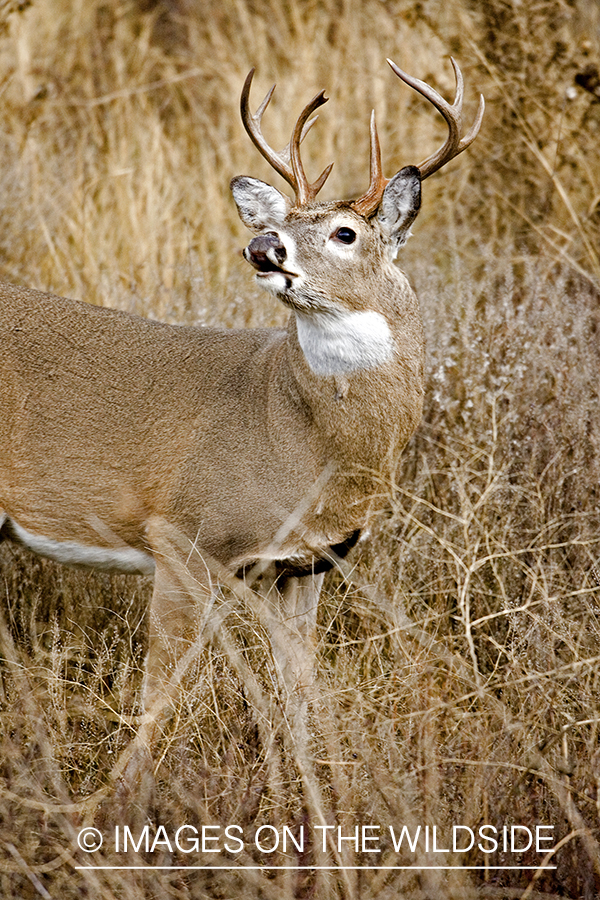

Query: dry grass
left=0, top=0, right=599, bottom=897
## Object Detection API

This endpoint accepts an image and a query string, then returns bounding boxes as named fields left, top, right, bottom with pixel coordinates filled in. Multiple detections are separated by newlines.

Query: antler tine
left=351, top=110, right=387, bottom=217
left=289, top=114, right=319, bottom=152
left=240, top=68, right=295, bottom=189
left=450, top=56, right=465, bottom=111
left=456, top=85, right=485, bottom=152
left=241, top=69, right=333, bottom=206
left=387, top=57, right=485, bottom=180
left=289, top=89, right=333, bottom=205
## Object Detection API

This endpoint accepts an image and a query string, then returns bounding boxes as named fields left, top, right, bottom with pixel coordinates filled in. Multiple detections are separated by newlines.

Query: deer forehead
left=277, top=207, right=382, bottom=264
left=285, top=204, right=370, bottom=236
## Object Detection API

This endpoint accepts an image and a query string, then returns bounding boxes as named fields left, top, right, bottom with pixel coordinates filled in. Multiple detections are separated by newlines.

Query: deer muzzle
left=244, top=233, right=289, bottom=274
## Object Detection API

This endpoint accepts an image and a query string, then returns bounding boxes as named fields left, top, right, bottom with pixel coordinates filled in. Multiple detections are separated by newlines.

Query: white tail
left=0, top=59, right=483, bottom=782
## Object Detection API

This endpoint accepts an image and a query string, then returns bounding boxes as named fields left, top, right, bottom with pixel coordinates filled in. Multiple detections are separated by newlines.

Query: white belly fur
left=5, top=517, right=155, bottom=576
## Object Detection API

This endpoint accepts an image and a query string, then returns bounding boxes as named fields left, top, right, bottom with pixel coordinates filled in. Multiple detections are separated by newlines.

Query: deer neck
left=269, top=309, right=422, bottom=539
left=280, top=291, right=424, bottom=470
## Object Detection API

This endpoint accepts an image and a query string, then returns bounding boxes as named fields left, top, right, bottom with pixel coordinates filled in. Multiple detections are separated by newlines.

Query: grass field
left=0, top=0, right=599, bottom=897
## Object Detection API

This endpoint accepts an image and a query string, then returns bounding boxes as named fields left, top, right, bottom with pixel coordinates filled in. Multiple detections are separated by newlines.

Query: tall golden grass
left=0, top=0, right=599, bottom=897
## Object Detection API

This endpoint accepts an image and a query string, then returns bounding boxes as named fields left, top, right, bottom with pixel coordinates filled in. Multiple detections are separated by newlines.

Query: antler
left=240, top=69, right=334, bottom=207
left=352, top=58, right=485, bottom=218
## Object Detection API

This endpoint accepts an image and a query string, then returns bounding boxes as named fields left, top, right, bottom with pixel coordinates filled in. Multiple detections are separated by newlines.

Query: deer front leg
left=143, top=569, right=215, bottom=730
left=114, top=523, right=216, bottom=790
left=263, top=571, right=325, bottom=738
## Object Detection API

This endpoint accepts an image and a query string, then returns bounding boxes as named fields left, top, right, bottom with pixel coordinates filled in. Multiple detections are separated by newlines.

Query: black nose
left=244, top=232, right=287, bottom=271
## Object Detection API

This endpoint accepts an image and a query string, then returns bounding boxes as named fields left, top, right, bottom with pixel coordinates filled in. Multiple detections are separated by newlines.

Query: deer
left=0, top=58, right=483, bottom=784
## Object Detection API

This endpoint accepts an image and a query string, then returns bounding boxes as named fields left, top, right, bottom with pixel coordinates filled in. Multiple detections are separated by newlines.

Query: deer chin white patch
left=6, top=517, right=155, bottom=576
left=295, top=308, right=394, bottom=376
left=256, top=270, right=293, bottom=296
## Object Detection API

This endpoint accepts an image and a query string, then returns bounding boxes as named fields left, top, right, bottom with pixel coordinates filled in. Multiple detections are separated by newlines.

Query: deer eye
left=332, top=226, right=357, bottom=245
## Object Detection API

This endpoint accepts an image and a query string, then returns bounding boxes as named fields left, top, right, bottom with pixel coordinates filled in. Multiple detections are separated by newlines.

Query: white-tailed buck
left=0, top=59, right=483, bottom=777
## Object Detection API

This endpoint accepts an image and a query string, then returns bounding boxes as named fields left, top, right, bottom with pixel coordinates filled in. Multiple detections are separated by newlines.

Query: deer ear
left=376, top=166, right=421, bottom=256
left=230, top=176, right=292, bottom=231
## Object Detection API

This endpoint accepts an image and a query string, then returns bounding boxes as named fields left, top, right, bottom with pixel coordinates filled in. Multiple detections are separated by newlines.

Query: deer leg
left=114, top=523, right=217, bottom=790
left=264, top=571, right=324, bottom=738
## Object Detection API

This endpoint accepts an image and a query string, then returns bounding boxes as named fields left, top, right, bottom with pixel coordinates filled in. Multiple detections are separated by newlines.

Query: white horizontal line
left=76, top=865, right=557, bottom=871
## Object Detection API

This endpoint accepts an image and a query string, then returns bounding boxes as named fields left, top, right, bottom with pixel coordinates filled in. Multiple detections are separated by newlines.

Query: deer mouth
left=252, top=257, right=294, bottom=278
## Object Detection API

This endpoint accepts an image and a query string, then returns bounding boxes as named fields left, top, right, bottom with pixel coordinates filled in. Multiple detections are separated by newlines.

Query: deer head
left=230, top=59, right=484, bottom=376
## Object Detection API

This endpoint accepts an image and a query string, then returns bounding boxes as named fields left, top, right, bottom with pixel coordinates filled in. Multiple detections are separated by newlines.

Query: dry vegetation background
left=0, top=0, right=599, bottom=898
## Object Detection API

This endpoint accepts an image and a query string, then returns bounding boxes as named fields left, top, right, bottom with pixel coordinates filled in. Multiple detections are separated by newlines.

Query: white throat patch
left=295, top=309, right=394, bottom=376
